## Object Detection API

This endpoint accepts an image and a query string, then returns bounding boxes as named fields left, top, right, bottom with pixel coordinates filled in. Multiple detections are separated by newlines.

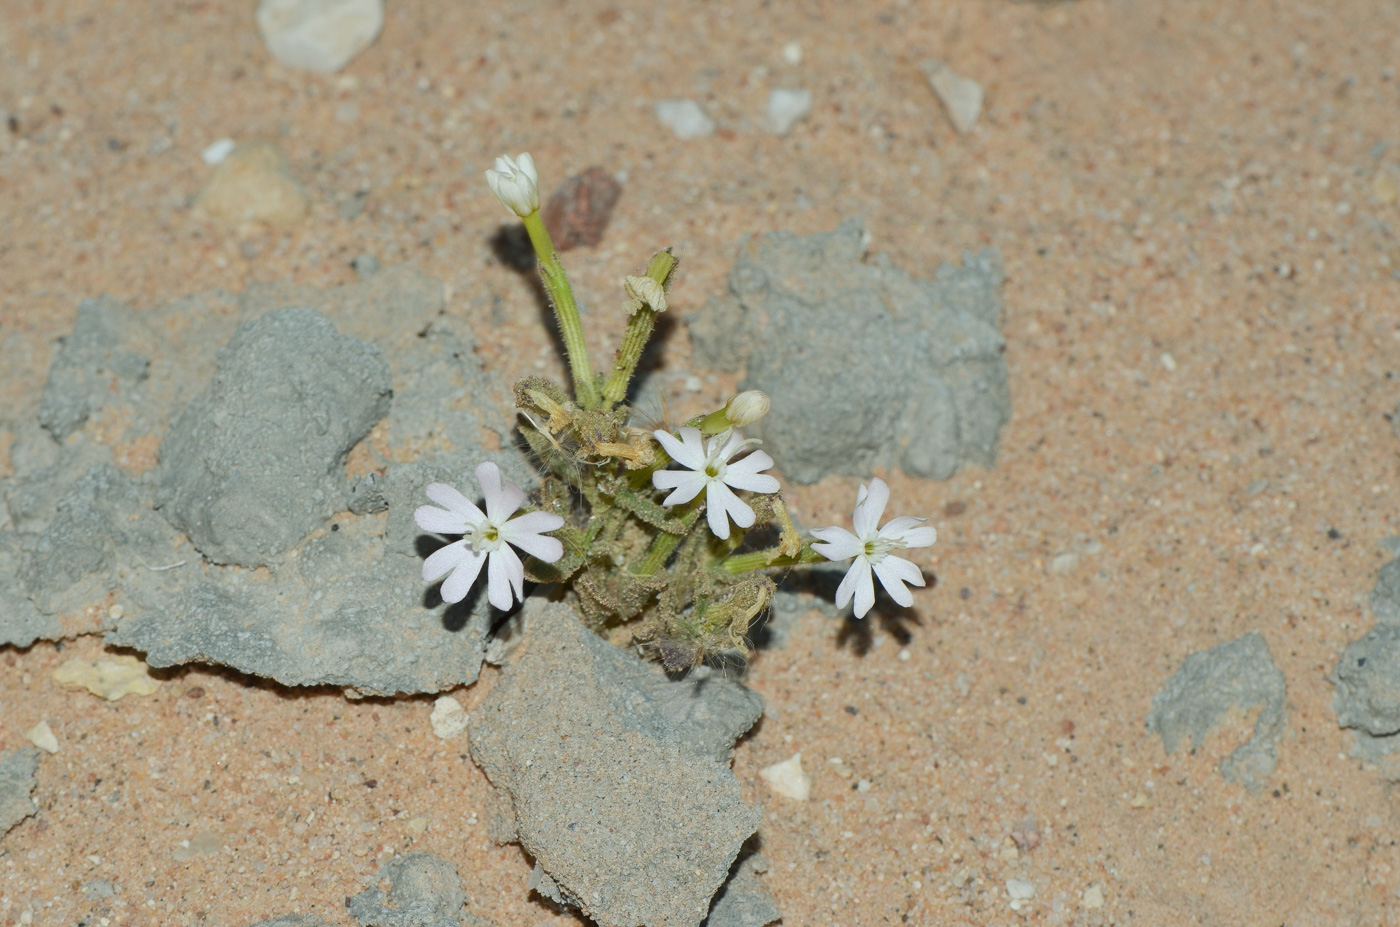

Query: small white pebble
left=655, top=99, right=715, bottom=139
left=923, top=60, right=983, bottom=134
left=429, top=696, right=469, bottom=739
left=201, top=137, right=236, bottom=165
left=767, top=88, right=813, bottom=135
left=1160, top=351, right=1177, bottom=372
left=855, top=778, right=872, bottom=793
left=1007, top=878, right=1036, bottom=911
left=1084, top=883, right=1105, bottom=909
left=26, top=720, right=58, bottom=754
left=759, top=752, right=811, bottom=801
left=201, top=136, right=236, bottom=165
left=898, top=648, right=910, bottom=661
left=684, top=375, right=703, bottom=393
left=781, top=41, right=802, bottom=65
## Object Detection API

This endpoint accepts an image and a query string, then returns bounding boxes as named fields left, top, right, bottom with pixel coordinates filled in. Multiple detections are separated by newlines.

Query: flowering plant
left=413, top=154, right=936, bottom=666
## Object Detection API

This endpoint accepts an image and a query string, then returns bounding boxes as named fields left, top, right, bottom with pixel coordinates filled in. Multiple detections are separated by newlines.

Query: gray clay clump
left=1146, top=631, right=1286, bottom=791
left=348, top=852, right=494, bottom=927
left=1331, top=549, right=1400, bottom=767
left=153, top=307, right=392, bottom=568
left=1, top=266, right=527, bottom=696
left=470, top=601, right=766, bottom=927
left=686, top=219, right=1010, bottom=483
left=0, top=747, right=40, bottom=835
left=37, top=297, right=151, bottom=442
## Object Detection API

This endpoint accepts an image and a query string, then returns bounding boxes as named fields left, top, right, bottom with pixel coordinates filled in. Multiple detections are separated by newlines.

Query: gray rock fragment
left=18, top=464, right=191, bottom=616
left=154, top=307, right=392, bottom=568
left=470, top=602, right=763, bottom=927
left=3, top=264, right=525, bottom=691
left=1370, top=552, right=1400, bottom=625
left=1146, top=631, right=1286, bottom=791
left=686, top=220, right=1009, bottom=483
left=80, top=880, right=116, bottom=899
left=38, top=298, right=150, bottom=441
left=348, top=853, right=487, bottom=927
left=1331, top=551, right=1400, bottom=772
left=248, top=916, right=337, bottom=927
left=704, top=854, right=781, bottom=927
left=110, top=458, right=526, bottom=695
left=0, top=747, right=40, bottom=834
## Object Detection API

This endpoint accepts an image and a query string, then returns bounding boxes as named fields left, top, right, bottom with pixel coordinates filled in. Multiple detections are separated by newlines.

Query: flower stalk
left=521, top=210, right=601, bottom=410
left=602, top=249, right=678, bottom=407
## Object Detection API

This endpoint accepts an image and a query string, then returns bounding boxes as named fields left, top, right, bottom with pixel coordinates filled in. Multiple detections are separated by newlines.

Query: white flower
left=809, top=477, right=935, bottom=619
left=652, top=427, right=780, bottom=539
left=414, top=461, right=564, bottom=610
left=484, top=152, right=540, bottom=218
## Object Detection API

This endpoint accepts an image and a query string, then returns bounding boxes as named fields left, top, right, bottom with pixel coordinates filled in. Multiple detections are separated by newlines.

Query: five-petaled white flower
left=414, top=461, right=564, bottom=610
left=809, top=477, right=935, bottom=619
left=484, top=152, right=540, bottom=218
left=652, top=427, right=780, bottom=540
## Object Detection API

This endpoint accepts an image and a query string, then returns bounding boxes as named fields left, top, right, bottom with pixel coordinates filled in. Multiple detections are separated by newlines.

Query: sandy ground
left=5, top=1, right=1400, bottom=924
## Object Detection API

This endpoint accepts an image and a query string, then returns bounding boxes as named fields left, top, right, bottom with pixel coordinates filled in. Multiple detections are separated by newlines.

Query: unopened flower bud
left=624, top=275, right=668, bottom=315
left=484, top=152, right=540, bottom=218
left=725, top=390, right=771, bottom=427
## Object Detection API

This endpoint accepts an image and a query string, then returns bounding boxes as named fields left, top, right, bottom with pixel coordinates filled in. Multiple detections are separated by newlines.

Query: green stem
left=523, top=211, right=599, bottom=409
left=602, top=250, right=678, bottom=407
left=720, top=543, right=827, bottom=574
left=635, top=504, right=700, bottom=576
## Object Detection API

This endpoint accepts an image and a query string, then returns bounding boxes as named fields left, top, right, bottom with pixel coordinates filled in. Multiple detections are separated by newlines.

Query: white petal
left=653, top=470, right=707, bottom=506
left=501, top=545, right=527, bottom=602
left=440, top=548, right=487, bottom=603
left=704, top=496, right=730, bottom=539
left=723, top=451, right=780, bottom=493
left=872, top=555, right=923, bottom=607
left=874, top=554, right=925, bottom=590
left=475, top=461, right=526, bottom=522
left=852, top=477, right=890, bottom=538
left=883, top=521, right=936, bottom=549
left=851, top=559, right=876, bottom=618
left=503, top=510, right=563, bottom=536
left=710, top=429, right=747, bottom=463
left=834, top=557, right=870, bottom=613
left=425, top=482, right=485, bottom=521
left=506, top=523, right=565, bottom=565
left=516, top=151, right=537, bottom=184
left=486, top=549, right=518, bottom=610
left=711, top=481, right=756, bottom=530
left=654, top=427, right=707, bottom=470
left=809, top=526, right=863, bottom=562
left=414, top=505, right=470, bottom=536
left=422, top=539, right=469, bottom=582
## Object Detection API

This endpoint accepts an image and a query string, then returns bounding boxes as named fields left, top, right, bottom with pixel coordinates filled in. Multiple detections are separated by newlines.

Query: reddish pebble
left=542, top=167, right=622, bottom=251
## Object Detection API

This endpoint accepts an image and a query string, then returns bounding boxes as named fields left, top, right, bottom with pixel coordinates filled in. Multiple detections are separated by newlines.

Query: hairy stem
left=602, top=250, right=678, bottom=407
left=523, top=211, right=599, bottom=409
left=635, top=504, right=700, bottom=576
left=719, top=543, right=827, bottom=574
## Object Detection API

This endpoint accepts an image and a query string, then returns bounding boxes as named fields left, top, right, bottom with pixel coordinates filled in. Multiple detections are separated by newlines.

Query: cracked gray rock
left=686, top=219, right=1009, bottom=483
left=1146, top=631, right=1286, bottom=791
left=153, top=307, right=393, bottom=568
left=470, top=601, right=764, bottom=927
left=0, top=747, right=40, bottom=835
left=2, top=267, right=527, bottom=697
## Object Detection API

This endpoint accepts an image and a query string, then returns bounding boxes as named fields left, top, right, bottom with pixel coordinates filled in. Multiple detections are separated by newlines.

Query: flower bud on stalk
left=725, top=390, right=770, bottom=428
left=484, top=153, right=540, bottom=218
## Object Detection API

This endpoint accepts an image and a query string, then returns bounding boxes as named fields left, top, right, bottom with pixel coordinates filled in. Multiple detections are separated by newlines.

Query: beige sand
left=4, top=1, right=1400, bottom=924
